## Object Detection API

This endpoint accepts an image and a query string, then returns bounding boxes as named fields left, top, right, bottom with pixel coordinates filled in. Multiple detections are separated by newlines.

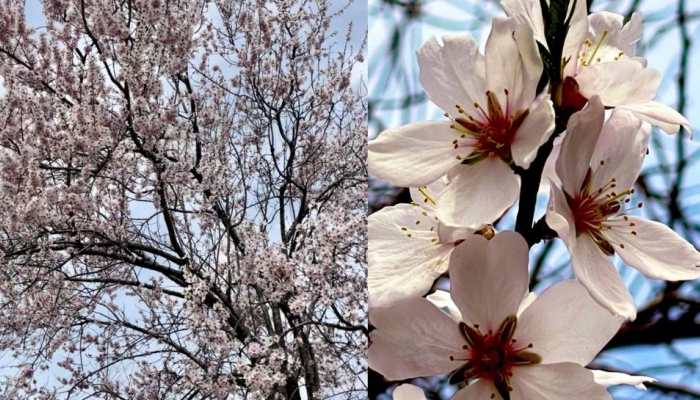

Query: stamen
left=417, top=187, right=437, bottom=206
left=586, top=30, right=609, bottom=66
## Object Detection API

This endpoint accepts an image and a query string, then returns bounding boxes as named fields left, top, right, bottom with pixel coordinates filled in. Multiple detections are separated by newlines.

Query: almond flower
left=546, top=97, right=700, bottom=319
left=370, top=232, right=652, bottom=399
left=369, top=179, right=490, bottom=307
left=502, top=0, right=690, bottom=133
left=368, top=17, right=555, bottom=228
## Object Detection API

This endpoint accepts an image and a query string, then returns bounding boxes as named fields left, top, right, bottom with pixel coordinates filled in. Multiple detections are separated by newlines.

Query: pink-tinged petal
left=451, top=379, right=497, bottom=400
left=590, top=109, right=649, bottom=192
left=562, top=0, right=590, bottom=76
left=591, top=370, right=655, bottom=390
left=485, top=17, right=542, bottom=111
left=546, top=183, right=575, bottom=244
left=418, top=35, right=486, bottom=113
left=369, top=204, right=453, bottom=307
left=510, top=363, right=612, bottom=400
left=585, top=11, right=641, bottom=58
left=576, top=59, right=660, bottom=106
left=588, top=12, right=623, bottom=36
left=502, top=0, right=547, bottom=47
left=516, top=280, right=623, bottom=366
left=587, top=11, right=636, bottom=53
left=369, top=297, right=464, bottom=380
left=511, top=93, right=555, bottom=169
left=409, top=177, right=448, bottom=212
left=556, top=96, right=604, bottom=196
left=517, top=292, right=538, bottom=316
left=619, top=12, right=643, bottom=56
left=392, top=384, right=426, bottom=400
left=427, top=290, right=462, bottom=322
left=541, top=135, right=563, bottom=192
left=437, top=159, right=519, bottom=228
left=620, top=101, right=691, bottom=135
left=428, top=289, right=533, bottom=324
left=368, top=121, right=465, bottom=187
left=437, top=223, right=473, bottom=244
left=449, top=232, right=529, bottom=330
left=571, top=235, right=637, bottom=320
left=605, top=216, right=700, bottom=281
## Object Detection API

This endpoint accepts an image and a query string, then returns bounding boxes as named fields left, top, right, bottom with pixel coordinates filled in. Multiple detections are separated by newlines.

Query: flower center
left=448, top=316, right=540, bottom=400
left=578, top=30, right=625, bottom=67
left=448, top=90, right=528, bottom=164
left=566, top=167, right=641, bottom=255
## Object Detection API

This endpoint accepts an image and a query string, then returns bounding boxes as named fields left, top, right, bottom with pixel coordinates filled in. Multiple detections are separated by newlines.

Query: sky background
left=368, top=0, right=700, bottom=399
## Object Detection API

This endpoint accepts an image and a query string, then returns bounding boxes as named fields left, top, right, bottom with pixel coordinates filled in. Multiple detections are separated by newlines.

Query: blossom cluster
left=368, top=1, right=699, bottom=399
left=0, top=0, right=366, bottom=399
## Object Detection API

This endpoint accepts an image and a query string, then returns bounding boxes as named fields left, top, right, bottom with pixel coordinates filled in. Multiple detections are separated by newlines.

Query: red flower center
left=566, top=168, right=640, bottom=255
left=450, top=90, right=529, bottom=163
left=449, top=316, right=540, bottom=400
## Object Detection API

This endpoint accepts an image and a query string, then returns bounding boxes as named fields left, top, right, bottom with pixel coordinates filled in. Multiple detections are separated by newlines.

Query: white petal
left=590, top=109, right=649, bottom=192
left=586, top=11, right=642, bottom=58
left=511, top=363, right=612, bottom=400
left=511, top=93, right=555, bottom=168
left=409, top=177, right=449, bottom=211
left=369, top=297, right=464, bottom=380
left=546, top=183, right=575, bottom=244
left=368, top=204, right=453, bottom=307
left=437, top=159, right=519, bottom=228
left=418, top=35, right=486, bottom=112
left=501, top=0, right=547, bottom=47
left=516, top=280, right=623, bottom=366
left=570, top=235, right=637, bottom=320
left=393, top=384, right=426, bottom=400
left=576, top=59, right=660, bottom=106
left=606, top=216, right=700, bottom=281
left=452, top=379, right=496, bottom=400
left=427, top=290, right=462, bottom=322
left=620, top=101, right=691, bottom=135
left=449, top=232, right=529, bottom=330
left=619, top=12, right=643, bottom=56
left=591, top=370, right=656, bottom=390
left=368, top=121, right=464, bottom=187
left=562, top=0, right=590, bottom=77
left=541, top=134, right=564, bottom=191
left=517, top=292, right=538, bottom=317
left=485, top=17, right=542, bottom=111
left=556, top=96, right=605, bottom=196
left=437, top=223, right=473, bottom=244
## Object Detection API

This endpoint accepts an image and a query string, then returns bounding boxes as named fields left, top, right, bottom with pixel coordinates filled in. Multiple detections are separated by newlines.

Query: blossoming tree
left=0, top=0, right=366, bottom=398
left=368, top=0, right=699, bottom=398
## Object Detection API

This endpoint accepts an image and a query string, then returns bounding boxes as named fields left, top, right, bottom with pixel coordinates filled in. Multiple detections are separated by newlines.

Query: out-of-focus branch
left=606, top=294, right=700, bottom=349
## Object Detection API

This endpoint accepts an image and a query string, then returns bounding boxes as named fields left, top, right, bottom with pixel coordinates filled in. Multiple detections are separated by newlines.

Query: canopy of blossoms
left=368, top=0, right=698, bottom=399
left=0, top=0, right=366, bottom=399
